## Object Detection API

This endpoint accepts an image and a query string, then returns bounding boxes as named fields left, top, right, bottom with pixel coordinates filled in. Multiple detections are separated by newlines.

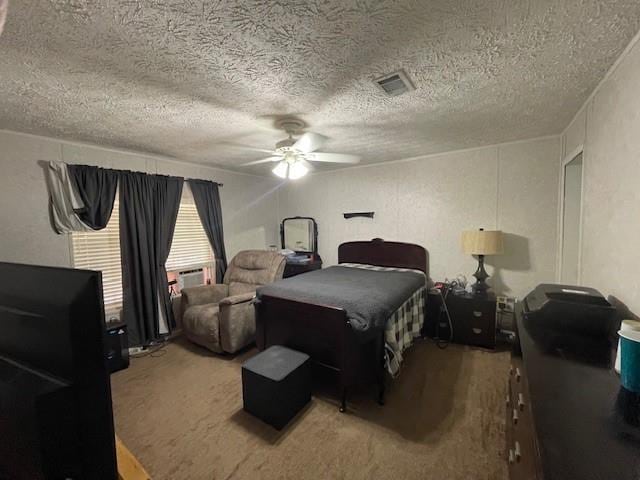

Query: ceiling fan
left=240, top=118, right=360, bottom=180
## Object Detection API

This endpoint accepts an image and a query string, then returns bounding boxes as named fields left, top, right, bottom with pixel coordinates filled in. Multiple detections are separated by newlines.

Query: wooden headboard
left=338, top=238, right=428, bottom=274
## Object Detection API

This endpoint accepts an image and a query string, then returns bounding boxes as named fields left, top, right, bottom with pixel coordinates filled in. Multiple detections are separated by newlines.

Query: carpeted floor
left=111, top=337, right=509, bottom=480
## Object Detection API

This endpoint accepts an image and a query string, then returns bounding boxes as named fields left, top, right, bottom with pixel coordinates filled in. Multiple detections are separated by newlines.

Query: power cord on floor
left=129, top=338, right=169, bottom=358
left=432, top=282, right=455, bottom=349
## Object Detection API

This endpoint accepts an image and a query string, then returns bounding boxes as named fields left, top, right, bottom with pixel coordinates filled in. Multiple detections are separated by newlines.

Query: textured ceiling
left=1, top=1, right=639, bottom=174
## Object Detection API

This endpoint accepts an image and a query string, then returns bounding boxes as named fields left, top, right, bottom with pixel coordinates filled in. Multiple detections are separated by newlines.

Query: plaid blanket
left=384, top=287, right=426, bottom=376
left=341, top=263, right=426, bottom=376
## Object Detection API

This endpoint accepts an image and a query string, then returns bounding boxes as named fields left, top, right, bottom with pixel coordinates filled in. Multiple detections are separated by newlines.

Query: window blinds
left=71, top=200, right=123, bottom=306
left=72, top=198, right=213, bottom=307
left=165, top=201, right=213, bottom=272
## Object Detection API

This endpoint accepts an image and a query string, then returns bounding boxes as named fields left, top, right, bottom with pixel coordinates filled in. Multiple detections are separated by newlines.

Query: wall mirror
left=560, top=151, right=583, bottom=284
left=281, top=217, right=318, bottom=253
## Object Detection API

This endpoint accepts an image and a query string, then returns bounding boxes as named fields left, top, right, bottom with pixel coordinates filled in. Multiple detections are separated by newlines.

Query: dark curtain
left=188, top=179, right=228, bottom=282
left=67, top=164, right=119, bottom=230
left=119, top=171, right=183, bottom=346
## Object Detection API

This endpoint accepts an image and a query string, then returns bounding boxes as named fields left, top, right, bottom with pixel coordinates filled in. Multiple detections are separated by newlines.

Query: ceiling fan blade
left=299, top=159, right=314, bottom=170
left=293, top=132, right=328, bottom=153
left=305, top=152, right=360, bottom=164
left=241, top=156, right=281, bottom=166
left=218, top=141, right=275, bottom=154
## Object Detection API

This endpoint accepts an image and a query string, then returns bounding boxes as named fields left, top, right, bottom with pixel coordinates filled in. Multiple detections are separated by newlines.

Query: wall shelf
left=343, top=212, right=375, bottom=219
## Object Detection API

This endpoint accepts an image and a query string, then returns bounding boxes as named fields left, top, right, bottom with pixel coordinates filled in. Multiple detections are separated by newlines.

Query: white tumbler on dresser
left=615, top=320, right=640, bottom=373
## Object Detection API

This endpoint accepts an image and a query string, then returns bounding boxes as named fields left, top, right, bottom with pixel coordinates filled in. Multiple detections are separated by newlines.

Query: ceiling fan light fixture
left=288, top=159, right=309, bottom=180
left=272, top=160, right=289, bottom=179
left=240, top=121, right=360, bottom=172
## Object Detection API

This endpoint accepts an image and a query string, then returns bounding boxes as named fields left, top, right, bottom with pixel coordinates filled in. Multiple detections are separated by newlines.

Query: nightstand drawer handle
left=512, top=408, right=519, bottom=425
left=514, top=441, right=522, bottom=462
left=508, top=449, right=515, bottom=464
left=515, top=368, right=521, bottom=382
left=472, top=327, right=482, bottom=334
left=473, top=311, right=482, bottom=317
left=518, top=393, right=525, bottom=411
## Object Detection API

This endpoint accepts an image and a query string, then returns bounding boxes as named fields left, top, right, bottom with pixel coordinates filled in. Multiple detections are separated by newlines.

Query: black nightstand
left=446, top=292, right=497, bottom=348
left=425, top=289, right=498, bottom=348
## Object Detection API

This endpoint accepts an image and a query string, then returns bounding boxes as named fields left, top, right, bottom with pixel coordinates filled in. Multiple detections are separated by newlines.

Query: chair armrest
left=218, top=294, right=257, bottom=353
left=181, top=284, right=229, bottom=309
left=219, top=292, right=255, bottom=307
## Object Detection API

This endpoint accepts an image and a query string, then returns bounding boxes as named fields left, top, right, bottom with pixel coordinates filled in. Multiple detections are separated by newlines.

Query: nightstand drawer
left=454, top=315, right=496, bottom=348
left=447, top=298, right=495, bottom=319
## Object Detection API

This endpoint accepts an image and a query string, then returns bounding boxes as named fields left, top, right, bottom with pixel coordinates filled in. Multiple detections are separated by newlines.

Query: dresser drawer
left=507, top=355, right=542, bottom=480
left=508, top=357, right=530, bottom=432
left=507, top=406, right=538, bottom=480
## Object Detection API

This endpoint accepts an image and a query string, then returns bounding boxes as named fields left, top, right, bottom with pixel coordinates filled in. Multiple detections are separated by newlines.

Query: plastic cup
left=618, top=328, right=640, bottom=393
left=615, top=320, right=640, bottom=374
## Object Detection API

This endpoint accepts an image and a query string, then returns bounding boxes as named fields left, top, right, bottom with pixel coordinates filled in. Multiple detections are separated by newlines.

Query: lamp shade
left=461, top=229, right=504, bottom=255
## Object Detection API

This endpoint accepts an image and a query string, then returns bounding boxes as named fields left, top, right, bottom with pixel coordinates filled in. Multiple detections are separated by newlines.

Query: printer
left=523, top=284, right=616, bottom=337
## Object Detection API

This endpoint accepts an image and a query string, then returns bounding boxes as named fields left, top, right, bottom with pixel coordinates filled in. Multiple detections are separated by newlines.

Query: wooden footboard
left=255, top=294, right=384, bottom=411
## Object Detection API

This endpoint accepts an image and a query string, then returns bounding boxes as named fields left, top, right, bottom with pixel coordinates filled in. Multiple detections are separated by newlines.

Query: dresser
left=506, top=305, right=640, bottom=480
left=282, top=258, right=322, bottom=278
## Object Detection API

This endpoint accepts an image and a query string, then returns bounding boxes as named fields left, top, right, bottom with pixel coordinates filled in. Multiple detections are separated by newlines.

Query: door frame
left=556, top=144, right=585, bottom=284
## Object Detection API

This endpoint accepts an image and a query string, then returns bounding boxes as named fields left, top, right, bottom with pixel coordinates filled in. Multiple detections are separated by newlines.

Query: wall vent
left=374, top=70, right=415, bottom=97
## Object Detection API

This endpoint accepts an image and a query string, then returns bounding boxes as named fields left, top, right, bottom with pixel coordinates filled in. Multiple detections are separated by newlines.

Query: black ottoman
left=242, top=345, right=311, bottom=430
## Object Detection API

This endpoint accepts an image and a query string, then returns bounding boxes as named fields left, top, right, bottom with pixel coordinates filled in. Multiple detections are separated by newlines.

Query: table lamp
left=461, top=228, right=504, bottom=296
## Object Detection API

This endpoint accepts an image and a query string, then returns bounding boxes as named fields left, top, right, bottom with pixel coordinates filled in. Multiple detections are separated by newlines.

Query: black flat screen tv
left=0, top=262, right=117, bottom=480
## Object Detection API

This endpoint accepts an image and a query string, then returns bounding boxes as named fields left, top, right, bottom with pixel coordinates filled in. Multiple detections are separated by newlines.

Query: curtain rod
left=63, top=162, right=223, bottom=187
left=186, top=178, right=223, bottom=188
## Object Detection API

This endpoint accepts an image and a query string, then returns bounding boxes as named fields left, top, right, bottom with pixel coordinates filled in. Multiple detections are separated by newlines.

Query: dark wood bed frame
left=255, top=238, right=428, bottom=412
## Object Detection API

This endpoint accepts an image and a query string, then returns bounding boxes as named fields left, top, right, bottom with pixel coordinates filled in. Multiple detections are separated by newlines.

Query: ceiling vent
left=374, top=70, right=415, bottom=97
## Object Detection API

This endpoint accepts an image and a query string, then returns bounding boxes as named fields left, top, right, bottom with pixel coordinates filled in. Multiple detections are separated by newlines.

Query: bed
left=254, top=238, right=428, bottom=412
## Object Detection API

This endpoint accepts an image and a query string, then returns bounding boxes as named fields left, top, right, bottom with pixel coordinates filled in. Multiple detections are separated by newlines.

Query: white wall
left=278, top=137, right=561, bottom=300
left=0, top=130, right=281, bottom=268
left=0, top=131, right=562, bottom=303
left=560, top=30, right=640, bottom=316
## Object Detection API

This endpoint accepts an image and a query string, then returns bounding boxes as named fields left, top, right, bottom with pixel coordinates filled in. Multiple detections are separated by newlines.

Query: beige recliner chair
left=181, top=250, right=285, bottom=354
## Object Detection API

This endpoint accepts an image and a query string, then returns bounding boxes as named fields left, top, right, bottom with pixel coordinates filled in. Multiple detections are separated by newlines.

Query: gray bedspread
left=256, top=265, right=425, bottom=341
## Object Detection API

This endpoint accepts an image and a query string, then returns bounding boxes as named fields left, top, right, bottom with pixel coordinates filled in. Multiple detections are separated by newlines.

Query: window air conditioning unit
left=178, top=268, right=205, bottom=290
left=105, top=308, right=123, bottom=325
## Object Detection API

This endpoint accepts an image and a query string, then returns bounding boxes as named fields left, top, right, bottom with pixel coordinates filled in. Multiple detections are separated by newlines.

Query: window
left=71, top=200, right=123, bottom=306
left=71, top=193, right=213, bottom=308
left=166, top=201, right=213, bottom=272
